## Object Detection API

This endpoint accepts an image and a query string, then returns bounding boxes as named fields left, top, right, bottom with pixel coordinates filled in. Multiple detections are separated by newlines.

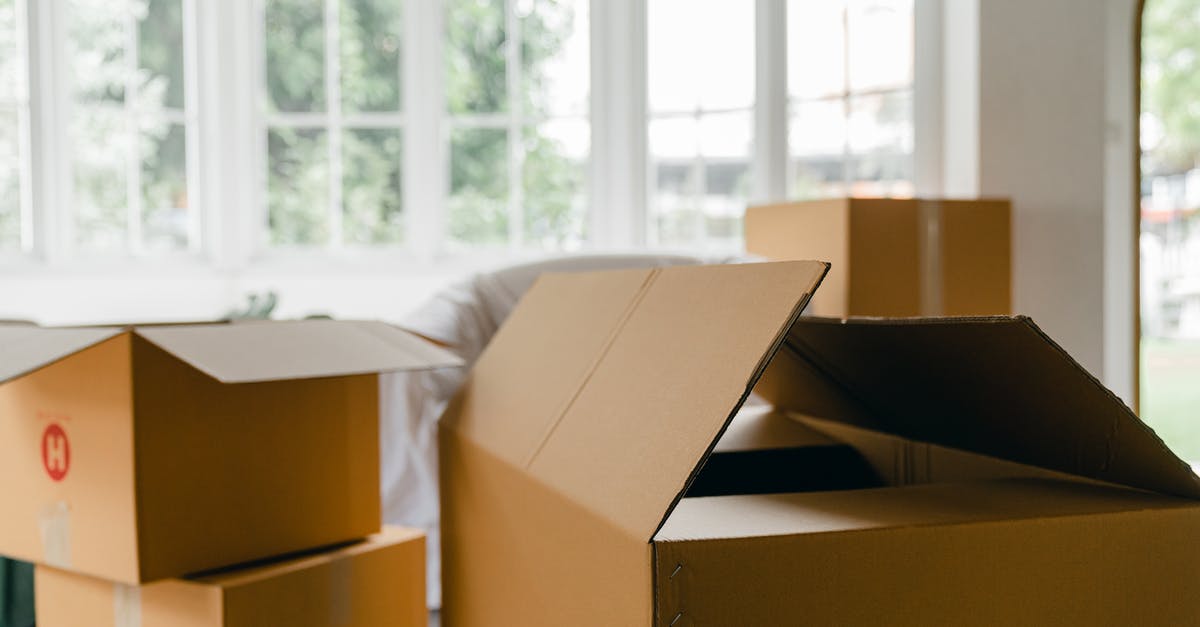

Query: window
left=647, top=0, right=754, bottom=251
left=0, top=0, right=28, bottom=253
left=787, top=0, right=913, bottom=200
left=3, top=1, right=915, bottom=275
left=69, top=0, right=196, bottom=254
left=644, top=0, right=914, bottom=252
left=262, top=0, right=404, bottom=248
left=444, top=0, right=589, bottom=251
left=1140, top=0, right=1200, bottom=461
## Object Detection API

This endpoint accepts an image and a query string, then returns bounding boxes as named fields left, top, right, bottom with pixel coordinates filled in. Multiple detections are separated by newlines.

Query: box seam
left=522, top=268, right=663, bottom=469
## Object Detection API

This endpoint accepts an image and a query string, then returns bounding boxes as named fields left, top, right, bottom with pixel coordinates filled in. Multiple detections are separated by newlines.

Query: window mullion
left=15, top=0, right=33, bottom=253
left=840, top=3, right=852, bottom=191
left=27, top=0, right=70, bottom=263
left=125, top=9, right=143, bottom=255
left=506, top=0, right=523, bottom=250
left=403, top=0, right=445, bottom=261
left=181, top=0, right=203, bottom=254
left=325, top=0, right=344, bottom=249
left=588, top=0, right=647, bottom=249
left=754, top=0, right=787, bottom=203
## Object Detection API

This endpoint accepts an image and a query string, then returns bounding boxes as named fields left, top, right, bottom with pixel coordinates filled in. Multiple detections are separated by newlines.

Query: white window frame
left=2, top=0, right=935, bottom=324
left=22, top=0, right=202, bottom=264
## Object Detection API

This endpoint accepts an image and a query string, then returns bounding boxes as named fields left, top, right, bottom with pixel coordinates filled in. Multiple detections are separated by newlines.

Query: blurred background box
left=746, top=198, right=1011, bottom=317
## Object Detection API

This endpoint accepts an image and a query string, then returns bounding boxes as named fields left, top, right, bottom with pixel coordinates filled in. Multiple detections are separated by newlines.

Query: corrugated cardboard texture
left=0, top=335, right=140, bottom=579
left=439, top=261, right=828, bottom=626
left=132, top=335, right=381, bottom=581
left=757, top=316, right=1200, bottom=499
left=745, top=198, right=1011, bottom=316
left=35, top=528, right=425, bottom=627
left=655, top=479, right=1200, bottom=626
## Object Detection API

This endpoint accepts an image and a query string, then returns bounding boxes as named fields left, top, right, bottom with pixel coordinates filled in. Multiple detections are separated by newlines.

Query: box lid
left=0, top=324, right=124, bottom=384
left=755, top=316, right=1200, bottom=499
left=442, top=261, right=829, bottom=541
left=0, top=320, right=461, bottom=385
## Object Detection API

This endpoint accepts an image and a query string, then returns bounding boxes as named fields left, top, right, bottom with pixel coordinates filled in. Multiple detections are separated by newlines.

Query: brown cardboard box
left=35, top=526, right=427, bottom=627
left=439, top=261, right=1200, bottom=626
left=0, top=320, right=458, bottom=584
left=745, top=198, right=1011, bottom=316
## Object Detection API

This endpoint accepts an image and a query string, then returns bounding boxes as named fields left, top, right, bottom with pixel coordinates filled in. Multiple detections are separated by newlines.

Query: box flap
left=134, top=319, right=461, bottom=383
left=0, top=325, right=124, bottom=384
left=757, top=316, right=1200, bottom=499
left=442, top=261, right=828, bottom=541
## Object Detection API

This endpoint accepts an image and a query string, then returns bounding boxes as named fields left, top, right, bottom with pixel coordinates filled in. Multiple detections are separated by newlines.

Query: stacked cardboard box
left=439, top=261, right=1200, bottom=625
left=745, top=197, right=1011, bottom=317
left=0, top=320, right=457, bottom=625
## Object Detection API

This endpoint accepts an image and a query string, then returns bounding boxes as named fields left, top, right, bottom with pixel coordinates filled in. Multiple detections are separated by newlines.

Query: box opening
left=683, top=404, right=1066, bottom=503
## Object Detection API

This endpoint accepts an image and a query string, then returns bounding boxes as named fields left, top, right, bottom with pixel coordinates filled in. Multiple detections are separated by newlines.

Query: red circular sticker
left=41, top=424, right=70, bottom=482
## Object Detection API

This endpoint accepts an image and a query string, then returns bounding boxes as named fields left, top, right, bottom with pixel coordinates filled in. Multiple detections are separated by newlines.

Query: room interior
left=1, top=0, right=1198, bottom=625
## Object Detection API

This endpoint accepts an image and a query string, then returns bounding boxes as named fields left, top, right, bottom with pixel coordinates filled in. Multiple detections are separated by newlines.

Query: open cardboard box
left=0, top=320, right=459, bottom=584
left=440, top=261, right=1200, bottom=626
left=36, top=526, right=427, bottom=627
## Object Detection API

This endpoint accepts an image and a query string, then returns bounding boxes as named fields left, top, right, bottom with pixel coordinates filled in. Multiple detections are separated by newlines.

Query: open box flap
left=441, top=261, right=829, bottom=541
left=756, top=316, right=1200, bottom=499
left=0, top=325, right=124, bottom=384
left=134, top=319, right=461, bottom=383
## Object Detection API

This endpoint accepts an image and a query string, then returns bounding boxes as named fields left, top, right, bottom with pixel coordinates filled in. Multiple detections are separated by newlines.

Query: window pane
left=0, top=0, right=22, bottom=103
left=449, top=127, right=508, bottom=245
left=138, top=0, right=186, bottom=111
left=846, top=0, right=912, bottom=92
left=787, top=0, right=846, bottom=100
left=268, top=127, right=329, bottom=245
left=520, top=0, right=588, bottom=118
left=648, top=0, right=754, bottom=112
left=266, top=0, right=326, bottom=113
left=140, top=121, right=189, bottom=251
left=343, top=128, right=403, bottom=244
left=650, top=111, right=750, bottom=249
left=446, top=0, right=507, bottom=115
left=848, top=153, right=913, bottom=197
left=847, top=90, right=912, bottom=154
left=73, top=108, right=129, bottom=251
left=0, top=108, right=19, bottom=250
left=524, top=119, right=587, bottom=248
left=341, top=0, right=402, bottom=113
left=790, top=98, right=847, bottom=157
left=70, top=0, right=129, bottom=104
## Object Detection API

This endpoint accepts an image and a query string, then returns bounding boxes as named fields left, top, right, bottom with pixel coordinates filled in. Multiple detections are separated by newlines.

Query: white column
left=588, top=0, right=647, bottom=249
left=753, top=0, right=787, bottom=203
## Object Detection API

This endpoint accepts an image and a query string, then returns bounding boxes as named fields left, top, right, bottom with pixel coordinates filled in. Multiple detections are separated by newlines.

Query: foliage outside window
left=1140, top=0, right=1200, bottom=460
left=68, top=0, right=194, bottom=255
left=445, top=0, right=589, bottom=251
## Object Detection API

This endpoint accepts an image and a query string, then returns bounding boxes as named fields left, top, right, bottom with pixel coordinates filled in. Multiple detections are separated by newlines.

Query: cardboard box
left=0, top=320, right=458, bottom=584
left=745, top=198, right=1011, bottom=316
left=35, top=526, right=426, bottom=627
left=439, top=261, right=1200, bottom=626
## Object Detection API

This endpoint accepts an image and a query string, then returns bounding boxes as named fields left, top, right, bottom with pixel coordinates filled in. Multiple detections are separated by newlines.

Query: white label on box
left=113, top=583, right=142, bottom=627
left=38, top=501, right=70, bottom=568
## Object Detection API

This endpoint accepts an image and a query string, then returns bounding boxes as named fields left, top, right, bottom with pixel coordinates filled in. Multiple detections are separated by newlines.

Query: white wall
left=939, top=0, right=1139, bottom=403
